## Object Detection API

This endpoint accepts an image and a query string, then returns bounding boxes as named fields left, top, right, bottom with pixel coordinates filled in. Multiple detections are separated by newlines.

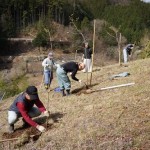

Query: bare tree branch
left=70, top=16, right=86, bottom=43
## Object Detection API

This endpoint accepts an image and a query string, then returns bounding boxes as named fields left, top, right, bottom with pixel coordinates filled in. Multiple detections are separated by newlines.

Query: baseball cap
left=48, top=52, right=53, bottom=58
left=26, top=86, right=39, bottom=100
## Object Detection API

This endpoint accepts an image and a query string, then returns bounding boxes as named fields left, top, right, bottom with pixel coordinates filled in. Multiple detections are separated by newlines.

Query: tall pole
left=90, top=19, right=96, bottom=85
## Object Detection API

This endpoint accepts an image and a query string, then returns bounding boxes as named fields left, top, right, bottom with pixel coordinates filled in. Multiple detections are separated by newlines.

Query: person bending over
left=56, top=61, right=85, bottom=96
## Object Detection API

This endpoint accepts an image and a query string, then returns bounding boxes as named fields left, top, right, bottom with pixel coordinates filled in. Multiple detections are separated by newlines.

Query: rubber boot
left=61, top=89, right=66, bottom=96
left=66, top=89, right=71, bottom=96
left=8, top=124, right=14, bottom=133
left=44, top=84, right=48, bottom=90
left=22, top=118, right=30, bottom=128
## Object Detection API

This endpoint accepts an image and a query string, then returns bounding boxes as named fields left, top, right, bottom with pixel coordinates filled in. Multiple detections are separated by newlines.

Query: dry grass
left=0, top=58, right=150, bottom=149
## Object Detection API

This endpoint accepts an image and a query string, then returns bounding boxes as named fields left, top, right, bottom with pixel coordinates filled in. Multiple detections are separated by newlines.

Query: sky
left=141, top=0, right=150, bottom=3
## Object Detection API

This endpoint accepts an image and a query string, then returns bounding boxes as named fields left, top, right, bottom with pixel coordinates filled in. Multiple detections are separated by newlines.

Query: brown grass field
left=0, top=58, right=150, bottom=149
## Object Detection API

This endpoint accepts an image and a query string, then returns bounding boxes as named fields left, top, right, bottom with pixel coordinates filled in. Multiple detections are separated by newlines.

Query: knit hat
left=26, top=86, right=39, bottom=100
left=48, top=52, right=53, bottom=58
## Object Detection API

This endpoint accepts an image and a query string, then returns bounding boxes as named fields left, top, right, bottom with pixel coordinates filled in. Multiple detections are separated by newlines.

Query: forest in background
left=0, top=0, right=150, bottom=99
left=0, top=0, right=150, bottom=55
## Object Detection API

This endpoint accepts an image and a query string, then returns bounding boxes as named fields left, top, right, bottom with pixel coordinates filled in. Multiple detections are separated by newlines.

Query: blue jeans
left=56, top=67, right=71, bottom=90
left=44, top=70, right=53, bottom=85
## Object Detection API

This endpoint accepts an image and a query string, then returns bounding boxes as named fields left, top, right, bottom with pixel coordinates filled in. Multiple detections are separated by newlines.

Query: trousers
left=123, top=48, right=128, bottom=63
left=56, top=67, right=71, bottom=90
left=44, top=70, right=53, bottom=85
left=8, top=107, right=41, bottom=125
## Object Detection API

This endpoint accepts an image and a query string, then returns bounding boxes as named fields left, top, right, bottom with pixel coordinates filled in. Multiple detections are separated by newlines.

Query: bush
left=99, top=24, right=117, bottom=46
left=0, top=75, right=28, bottom=99
left=32, top=31, right=48, bottom=47
left=140, top=41, right=150, bottom=59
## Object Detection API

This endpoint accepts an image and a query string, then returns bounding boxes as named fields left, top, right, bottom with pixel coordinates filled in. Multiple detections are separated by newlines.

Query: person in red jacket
left=8, top=86, right=49, bottom=133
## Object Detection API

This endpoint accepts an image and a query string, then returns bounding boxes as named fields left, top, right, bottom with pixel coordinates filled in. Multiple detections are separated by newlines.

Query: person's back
left=61, top=61, right=78, bottom=73
left=56, top=62, right=85, bottom=96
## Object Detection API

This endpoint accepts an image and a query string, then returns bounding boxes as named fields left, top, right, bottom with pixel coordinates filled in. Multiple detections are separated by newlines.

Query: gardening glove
left=79, top=80, right=82, bottom=83
left=43, top=110, right=50, bottom=117
left=56, top=64, right=60, bottom=68
left=36, top=125, right=46, bottom=132
left=45, top=64, right=49, bottom=67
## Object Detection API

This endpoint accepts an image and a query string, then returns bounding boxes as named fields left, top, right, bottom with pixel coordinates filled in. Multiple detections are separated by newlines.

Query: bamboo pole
left=46, top=90, right=50, bottom=128
left=90, top=19, right=96, bottom=85
left=0, top=137, right=19, bottom=142
left=86, top=82, right=135, bottom=93
left=100, top=82, right=135, bottom=90
left=0, top=134, right=41, bottom=143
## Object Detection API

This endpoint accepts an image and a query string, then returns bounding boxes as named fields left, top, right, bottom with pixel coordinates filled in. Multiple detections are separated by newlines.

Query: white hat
left=48, top=52, right=53, bottom=58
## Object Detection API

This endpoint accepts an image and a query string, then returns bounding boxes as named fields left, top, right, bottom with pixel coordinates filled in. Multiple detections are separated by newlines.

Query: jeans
left=8, top=107, right=41, bottom=125
left=56, top=67, right=71, bottom=90
left=44, top=70, right=53, bottom=85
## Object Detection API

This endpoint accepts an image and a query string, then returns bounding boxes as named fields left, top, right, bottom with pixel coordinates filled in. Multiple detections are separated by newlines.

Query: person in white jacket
left=42, top=52, right=59, bottom=89
left=123, top=44, right=134, bottom=64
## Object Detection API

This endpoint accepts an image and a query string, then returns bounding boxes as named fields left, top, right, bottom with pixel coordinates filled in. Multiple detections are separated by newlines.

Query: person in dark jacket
left=123, top=44, right=134, bottom=64
left=82, top=42, right=93, bottom=72
left=56, top=61, right=85, bottom=96
left=8, top=86, right=49, bottom=133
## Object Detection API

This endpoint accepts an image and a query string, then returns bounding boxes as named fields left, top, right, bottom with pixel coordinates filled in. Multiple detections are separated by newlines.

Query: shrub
left=0, top=75, right=28, bottom=99
left=32, top=31, right=48, bottom=47
left=140, top=41, right=150, bottom=59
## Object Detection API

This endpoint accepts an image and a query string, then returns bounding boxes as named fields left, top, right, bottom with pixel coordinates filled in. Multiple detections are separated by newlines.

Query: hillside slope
left=0, top=58, right=150, bottom=149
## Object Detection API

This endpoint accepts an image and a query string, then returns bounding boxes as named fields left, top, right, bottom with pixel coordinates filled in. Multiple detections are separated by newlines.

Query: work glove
left=79, top=80, right=82, bottom=83
left=56, top=64, right=60, bottom=68
left=43, top=110, right=50, bottom=117
left=45, top=64, right=49, bottom=67
left=36, top=125, right=46, bottom=132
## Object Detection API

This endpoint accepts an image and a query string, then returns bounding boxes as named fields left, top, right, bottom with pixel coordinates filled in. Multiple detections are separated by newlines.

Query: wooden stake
left=90, top=19, right=96, bottom=85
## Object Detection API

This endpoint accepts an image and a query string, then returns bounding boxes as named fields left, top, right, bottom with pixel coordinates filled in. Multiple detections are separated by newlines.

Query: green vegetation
left=140, top=41, right=150, bottom=58
left=0, top=0, right=149, bottom=46
left=0, top=75, right=28, bottom=99
left=99, top=24, right=118, bottom=46
left=32, top=32, right=48, bottom=47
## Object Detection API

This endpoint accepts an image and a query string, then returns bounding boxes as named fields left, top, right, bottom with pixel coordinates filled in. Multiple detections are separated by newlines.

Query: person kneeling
left=7, top=86, right=49, bottom=133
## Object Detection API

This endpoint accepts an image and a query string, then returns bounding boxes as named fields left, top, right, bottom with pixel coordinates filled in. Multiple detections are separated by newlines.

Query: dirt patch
left=2, top=123, right=53, bottom=140
left=72, top=88, right=90, bottom=95
left=72, top=84, right=98, bottom=95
